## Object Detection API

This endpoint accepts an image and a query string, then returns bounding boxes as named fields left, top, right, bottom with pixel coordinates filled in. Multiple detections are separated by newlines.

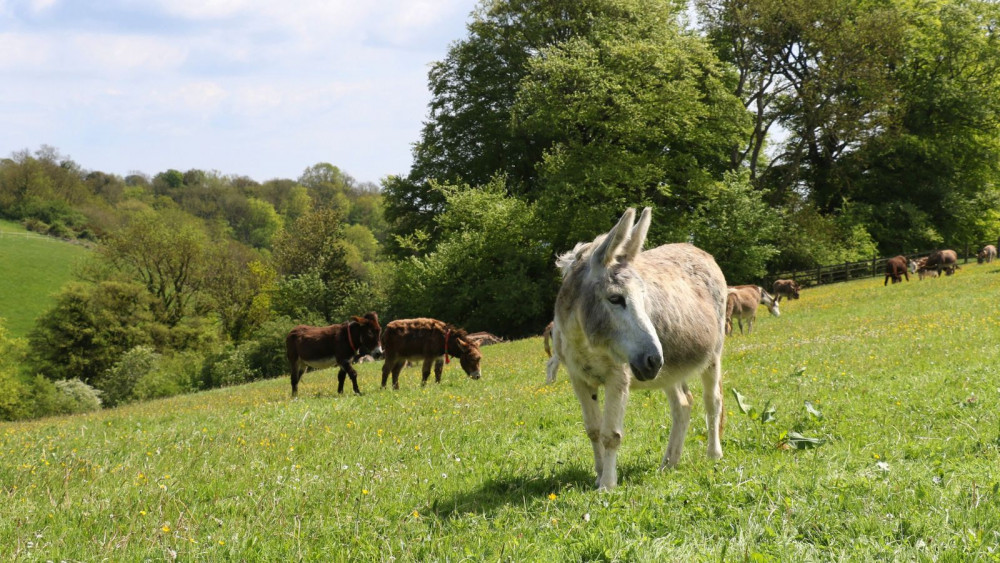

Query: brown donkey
left=380, top=318, right=483, bottom=389
left=285, top=312, right=382, bottom=396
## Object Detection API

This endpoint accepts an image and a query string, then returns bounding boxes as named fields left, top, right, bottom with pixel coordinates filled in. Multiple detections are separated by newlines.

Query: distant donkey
left=552, top=208, right=727, bottom=490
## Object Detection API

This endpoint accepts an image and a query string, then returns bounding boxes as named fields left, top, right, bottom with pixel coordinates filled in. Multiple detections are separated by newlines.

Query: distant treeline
left=3, top=0, right=1000, bottom=420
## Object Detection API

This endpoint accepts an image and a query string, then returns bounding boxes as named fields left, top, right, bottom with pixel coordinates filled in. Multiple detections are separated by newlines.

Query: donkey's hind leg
left=701, top=357, right=724, bottom=460
left=290, top=361, right=304, bottom=397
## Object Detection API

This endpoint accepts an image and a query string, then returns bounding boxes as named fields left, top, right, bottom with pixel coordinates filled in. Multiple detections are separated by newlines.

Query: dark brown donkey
left=380, top=318, right=483, bottom=389
left=884, top=255, right=910, bottom=285
left=286, top=312, right=382, bottom=396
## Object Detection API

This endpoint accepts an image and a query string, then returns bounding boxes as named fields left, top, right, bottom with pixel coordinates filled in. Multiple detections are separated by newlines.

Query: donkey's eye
left=607, top=294, right=626, bottom=307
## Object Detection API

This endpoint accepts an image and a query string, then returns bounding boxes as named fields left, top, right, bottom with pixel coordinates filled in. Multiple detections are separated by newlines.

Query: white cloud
left=0, top=0, right=480, bottom=182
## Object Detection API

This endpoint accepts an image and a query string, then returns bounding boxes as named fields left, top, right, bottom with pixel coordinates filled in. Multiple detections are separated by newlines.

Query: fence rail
left=765, top=241, right=994, bottom=290
left=0, top=230, right=63, bottom=241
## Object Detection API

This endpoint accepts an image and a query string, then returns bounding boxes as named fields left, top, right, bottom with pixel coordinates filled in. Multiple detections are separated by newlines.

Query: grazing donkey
left=552, top=208, right=727, bottom=490
left=725, top=285, right=780, bottom=336
left=884, top=255, right=910, bottom=285
left=379, top=318, right=483, bottom=389
left=978, top=244, right=997, bottom=264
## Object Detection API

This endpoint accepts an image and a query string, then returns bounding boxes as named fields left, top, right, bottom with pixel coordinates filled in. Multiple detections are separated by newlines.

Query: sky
left=0, top=0, right=480, bottom=185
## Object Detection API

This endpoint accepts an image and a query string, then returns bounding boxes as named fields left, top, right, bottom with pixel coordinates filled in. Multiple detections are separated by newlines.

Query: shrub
left=53, top=378, right=103, bottom=414
left=135, top=352, right=204, bottom=402
left=94, top=346, right=159, bottom=408
left=47, top=220, right=73, bottom=239
left=242, top=318, right=295, bottom=380
left=202, top=346, right=260, bottom=388
left=690, top=170, right=781, bottom=283
left=22, top=217, right=48, bottom=234
left=27, top=281, right=162, bottom=385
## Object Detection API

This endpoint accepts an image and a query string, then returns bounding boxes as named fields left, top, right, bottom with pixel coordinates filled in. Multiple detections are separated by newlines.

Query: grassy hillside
left=0, top=219, right=90, bottom=337
left=2, top=259, right=999, bottom=560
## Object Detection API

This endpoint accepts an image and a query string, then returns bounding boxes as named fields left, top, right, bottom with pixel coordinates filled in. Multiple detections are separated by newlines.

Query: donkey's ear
left=621, top=207, right=651, bottom=263
left=591, top=208, right=635, bottom=268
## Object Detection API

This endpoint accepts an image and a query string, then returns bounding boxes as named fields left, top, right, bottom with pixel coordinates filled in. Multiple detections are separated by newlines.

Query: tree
left=387, top=0, right=677, bottom=253
left=100, top=208, right=211, bottom=326
left=514, top=13, right=750, bottom=249
left=234, top=197, right=283, bottom=249
left=272, top=207, right=355, bottom=322
left=389, top=0, right=750, bottom=255
left=27, top=282, right=163, bottom=385
left=299, top=163, right=354, bottom=212
left=202, top=242, right=277, bottom=341
left=390, top=179, right=554, bottom=337
left=847, top=0, right=1000, bottom=250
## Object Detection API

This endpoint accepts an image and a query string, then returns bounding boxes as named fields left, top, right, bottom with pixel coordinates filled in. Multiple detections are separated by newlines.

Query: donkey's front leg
left=597, top=375, right=630, bottom=490
left=569, top=375, right=604, bottom=487
left=661, top=382, right=692, bottom=469
left=339, top=361, right=363, bottom=395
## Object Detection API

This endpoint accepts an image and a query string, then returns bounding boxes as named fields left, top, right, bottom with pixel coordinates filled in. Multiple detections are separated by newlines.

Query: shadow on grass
left=425, top=461, right=650, bottom=519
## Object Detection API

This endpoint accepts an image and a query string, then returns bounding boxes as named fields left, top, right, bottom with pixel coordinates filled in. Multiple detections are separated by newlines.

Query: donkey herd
left=285, top=208, right=993, bottom=490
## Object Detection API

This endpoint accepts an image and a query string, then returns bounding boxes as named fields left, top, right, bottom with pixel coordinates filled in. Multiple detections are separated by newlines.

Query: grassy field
left=2, top=259, right=999, bottom=560
left=0, top=219, right=91, bottom=338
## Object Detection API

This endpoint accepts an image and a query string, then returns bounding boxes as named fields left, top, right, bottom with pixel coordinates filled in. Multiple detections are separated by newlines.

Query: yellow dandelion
left=219, top=540, right=225, bottom=546
left=412, top=510, right=420, bottom=518
left=414, top=445, right=421, bottom=451
left=140, top=510, right=147, bottom=516
left=162, top=525, right=171, bottom=533
left=548, top=493, right=557, bottom=500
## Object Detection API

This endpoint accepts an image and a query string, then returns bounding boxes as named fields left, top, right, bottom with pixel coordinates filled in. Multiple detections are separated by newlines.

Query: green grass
left=0, top=219, right=91, bottom=338
left=3, top=260, right=1000, bottom=560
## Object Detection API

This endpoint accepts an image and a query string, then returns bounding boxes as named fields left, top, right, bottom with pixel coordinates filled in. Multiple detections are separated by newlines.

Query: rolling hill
left=0, top=219, right=91, bottom=338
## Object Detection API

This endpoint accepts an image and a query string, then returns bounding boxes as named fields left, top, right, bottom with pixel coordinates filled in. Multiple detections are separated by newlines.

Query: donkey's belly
left=302, top=356, right=340, bottom=370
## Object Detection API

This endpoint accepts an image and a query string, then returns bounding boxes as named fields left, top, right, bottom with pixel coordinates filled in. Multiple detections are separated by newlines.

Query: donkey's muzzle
left=630, top=352, right=663, bottom=381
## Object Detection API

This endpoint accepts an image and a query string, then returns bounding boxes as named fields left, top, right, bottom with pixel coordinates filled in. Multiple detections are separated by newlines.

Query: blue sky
left=0, top=0, right=480, bottom=185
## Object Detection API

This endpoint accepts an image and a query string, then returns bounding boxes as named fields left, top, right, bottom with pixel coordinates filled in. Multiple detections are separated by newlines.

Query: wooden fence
left=0, top=230, right=61, bottom=241
left=764, top=241, right=995, bottom=290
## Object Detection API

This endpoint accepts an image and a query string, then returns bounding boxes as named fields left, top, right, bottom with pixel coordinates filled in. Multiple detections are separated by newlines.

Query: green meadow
left=2, top=260, right=999, bottom=560
left=0, top=219, right=90, bottom=338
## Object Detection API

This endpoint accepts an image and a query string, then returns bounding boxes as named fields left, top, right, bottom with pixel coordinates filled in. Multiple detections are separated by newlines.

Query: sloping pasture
left=0, top=219, right=90, bottom=337
left=2, top=261, right=999, bottom=560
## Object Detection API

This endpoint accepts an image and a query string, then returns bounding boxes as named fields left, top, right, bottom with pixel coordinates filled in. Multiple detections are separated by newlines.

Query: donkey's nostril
left=645, top=354, right=662, bottom=375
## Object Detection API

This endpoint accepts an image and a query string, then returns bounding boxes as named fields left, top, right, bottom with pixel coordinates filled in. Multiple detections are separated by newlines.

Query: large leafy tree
left=27, top=281, right=162, bottom=385
left=390, top=180, right=553, bottom=337
left=699, top=0, right=906, bottom=210
left=847, top=0, right=1000, bottom=251
left=388, top=0, right=749, bottom=255
left=514, top=14, right=750, bottom=248
left=271, top=206, right=355, bottom=322
left=100, top=208, right=211, bottom=327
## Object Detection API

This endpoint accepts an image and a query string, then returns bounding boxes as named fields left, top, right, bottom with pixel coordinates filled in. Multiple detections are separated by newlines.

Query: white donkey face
left=583, top=265, right=663, bottom=380
left=567, top=208, right=664, bottom=381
